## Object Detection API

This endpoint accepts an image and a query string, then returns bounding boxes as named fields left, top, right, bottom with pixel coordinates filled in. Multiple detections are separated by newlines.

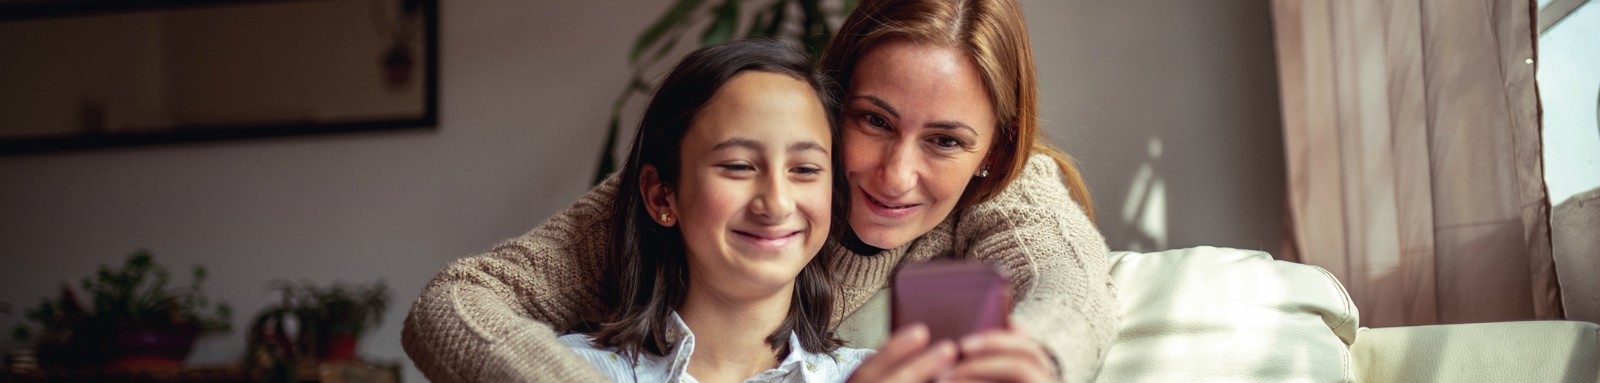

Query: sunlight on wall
left=1119, top=137, right=1168, bottom=252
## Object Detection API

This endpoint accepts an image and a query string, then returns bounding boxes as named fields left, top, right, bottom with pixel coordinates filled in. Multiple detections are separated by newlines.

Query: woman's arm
left=401, top=175, right=621, bottom=383
left=953, top=152, right=1120, bottom=383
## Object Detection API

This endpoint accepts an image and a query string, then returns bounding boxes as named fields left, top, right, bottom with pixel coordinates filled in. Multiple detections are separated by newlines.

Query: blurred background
left=0, top=0, right=1592, bottom=382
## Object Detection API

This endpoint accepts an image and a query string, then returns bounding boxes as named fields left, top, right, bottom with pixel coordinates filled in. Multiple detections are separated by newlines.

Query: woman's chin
left=848, top=218, right=917, bottom=249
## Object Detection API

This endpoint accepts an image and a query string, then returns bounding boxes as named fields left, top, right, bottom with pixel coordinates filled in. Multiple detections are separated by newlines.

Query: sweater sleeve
left=953, top=153, right=1120, bottom=383
left=401, top=175, right=621, bottom=383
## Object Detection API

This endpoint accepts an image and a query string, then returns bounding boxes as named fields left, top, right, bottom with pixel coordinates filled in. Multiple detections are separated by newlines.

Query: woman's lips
left=860, top=187, right=921, bottom=219
left=733, top=230, right=801, bottom=252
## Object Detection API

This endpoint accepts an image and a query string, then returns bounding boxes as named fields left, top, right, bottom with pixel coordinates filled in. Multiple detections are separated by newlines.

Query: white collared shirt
left=559, top=312, right=874, bottom=383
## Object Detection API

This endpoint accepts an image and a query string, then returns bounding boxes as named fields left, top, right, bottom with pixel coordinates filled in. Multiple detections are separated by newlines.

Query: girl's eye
left=719, top=164, right=755, bottom=173
left=791, top=166, right=824, bottom=176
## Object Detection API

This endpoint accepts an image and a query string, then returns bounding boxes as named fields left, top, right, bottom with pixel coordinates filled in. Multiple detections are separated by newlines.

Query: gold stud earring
left=660, top=213, right=672, bottom=223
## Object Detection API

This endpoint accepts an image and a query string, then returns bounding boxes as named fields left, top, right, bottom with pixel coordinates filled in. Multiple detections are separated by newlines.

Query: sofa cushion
left=1097, top=246, right=1359, bottom=382
left=1350, top=321, right=1600, bottom=383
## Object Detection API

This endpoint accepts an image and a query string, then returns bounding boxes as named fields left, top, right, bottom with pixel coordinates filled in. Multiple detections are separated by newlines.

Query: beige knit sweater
left=401, top=153, right=1119, bottom=382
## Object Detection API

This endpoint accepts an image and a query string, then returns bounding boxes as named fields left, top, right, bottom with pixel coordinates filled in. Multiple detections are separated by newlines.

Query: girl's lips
left=859, top=187, right=921, bottom=219
left=733, top=230, right=801, bottom=252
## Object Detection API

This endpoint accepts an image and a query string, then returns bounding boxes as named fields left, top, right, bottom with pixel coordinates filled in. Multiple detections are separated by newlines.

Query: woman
left=402, top=0, right=1116, bottom=382
left=561, top=39, right=870, bottom=382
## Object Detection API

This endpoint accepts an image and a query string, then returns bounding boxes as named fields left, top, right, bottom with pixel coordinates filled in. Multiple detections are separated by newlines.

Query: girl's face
left=842, top=39, right=997, bottom=249
left=649, top=71, right=834, bottom=301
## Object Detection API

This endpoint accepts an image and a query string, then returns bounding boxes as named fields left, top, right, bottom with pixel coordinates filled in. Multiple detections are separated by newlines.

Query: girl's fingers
left=958, top=328, right=1054, bottom=373
left=943, top=353, right=1053, bottom=383
left=882, top=340, right=958, bottom=383
left=942, top=328, right=1058, bottom=382
left=851, top=324, right=957, bottom=383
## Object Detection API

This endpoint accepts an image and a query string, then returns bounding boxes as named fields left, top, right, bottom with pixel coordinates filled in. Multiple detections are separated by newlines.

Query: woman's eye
left=863, top=113, right=888, bottom=129
left=931, top=136, right=963, bottom=149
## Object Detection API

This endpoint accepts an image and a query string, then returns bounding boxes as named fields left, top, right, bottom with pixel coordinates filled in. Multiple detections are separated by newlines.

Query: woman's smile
left=857, top=185, right=923, bottom=219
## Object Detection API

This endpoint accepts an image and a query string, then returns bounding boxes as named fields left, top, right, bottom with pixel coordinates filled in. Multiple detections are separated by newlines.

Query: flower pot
left=109, top=327, right=197, bottom=370
left=319, top=333, right=359, bottom=361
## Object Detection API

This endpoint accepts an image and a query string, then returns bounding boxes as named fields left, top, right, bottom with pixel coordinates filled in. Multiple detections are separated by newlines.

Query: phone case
left=890, top=260, right=1011, bottom=345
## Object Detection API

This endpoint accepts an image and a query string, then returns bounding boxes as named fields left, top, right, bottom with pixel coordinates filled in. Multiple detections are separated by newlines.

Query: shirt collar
left=662, top=311, right=816, bottom=382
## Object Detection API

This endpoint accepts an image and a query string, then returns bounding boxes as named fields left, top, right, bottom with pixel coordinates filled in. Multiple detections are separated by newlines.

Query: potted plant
left=246, top=279, right=390, bottom=379
left=13, top=250, right=232, bottom=370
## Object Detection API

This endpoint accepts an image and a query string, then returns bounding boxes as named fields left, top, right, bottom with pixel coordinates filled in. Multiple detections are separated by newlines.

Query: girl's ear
left=639, top=164, right=677, bottom=227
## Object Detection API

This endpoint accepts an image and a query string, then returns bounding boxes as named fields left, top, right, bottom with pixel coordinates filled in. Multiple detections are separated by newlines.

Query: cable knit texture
left=401, top=153, right=1119, bottom=382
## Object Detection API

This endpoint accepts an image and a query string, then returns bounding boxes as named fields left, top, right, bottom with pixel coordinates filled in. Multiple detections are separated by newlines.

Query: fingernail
left=960, top=335, right=982, bottom=352
left=909, top=323, right=929, bottom=340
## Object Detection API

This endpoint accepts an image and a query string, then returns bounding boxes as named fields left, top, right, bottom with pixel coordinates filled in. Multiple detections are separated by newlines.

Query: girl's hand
left=848, top=323, right=959, bottom=383
left=944, top=327, right=1059, bottom=383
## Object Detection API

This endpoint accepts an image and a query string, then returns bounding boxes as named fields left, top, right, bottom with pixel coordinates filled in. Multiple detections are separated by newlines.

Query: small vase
left=320, top=333, right=359, bottom=362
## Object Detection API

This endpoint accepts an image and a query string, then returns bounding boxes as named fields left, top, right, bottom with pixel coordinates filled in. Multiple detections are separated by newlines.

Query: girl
left=558, top=39, right=869, bottom=382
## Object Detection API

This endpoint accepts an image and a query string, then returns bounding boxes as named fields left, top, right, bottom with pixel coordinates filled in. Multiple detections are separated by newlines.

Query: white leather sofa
left=835, top=246, right=1600, bottom=382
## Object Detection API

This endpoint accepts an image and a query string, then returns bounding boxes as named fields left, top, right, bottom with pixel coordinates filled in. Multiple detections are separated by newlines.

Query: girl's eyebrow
left=710, top=137, right=828, bottom=155
left=711, top=137, right=764, bottom=152
left=789, top=141, right=828, bottom=155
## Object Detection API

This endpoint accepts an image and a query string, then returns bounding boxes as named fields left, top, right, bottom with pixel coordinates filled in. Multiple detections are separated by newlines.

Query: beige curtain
left=1271, top=0, right=1561, bottom=327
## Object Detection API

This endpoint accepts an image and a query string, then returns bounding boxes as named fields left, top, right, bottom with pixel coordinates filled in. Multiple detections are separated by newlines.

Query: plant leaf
left=745, top=1, right=774, bottom=38
left=630, top=0, right=707, bottom=64
left=759, top=0, right=790, bottom=38
left=700, top=0, right=740, bottom=46
left=798, top=0, right=832, bottom=59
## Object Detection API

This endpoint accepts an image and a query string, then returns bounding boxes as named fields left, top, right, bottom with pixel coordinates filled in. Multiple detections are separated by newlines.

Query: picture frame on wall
left=0, top=0, right=440, bottom=155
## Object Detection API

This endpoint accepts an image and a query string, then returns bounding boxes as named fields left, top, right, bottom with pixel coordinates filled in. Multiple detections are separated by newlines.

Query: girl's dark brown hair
left=590, top=38, right=847, bottom=363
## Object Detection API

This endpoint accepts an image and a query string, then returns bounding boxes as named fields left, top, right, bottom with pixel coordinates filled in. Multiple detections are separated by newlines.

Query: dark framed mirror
left=0, top=0, right=438, bottom=155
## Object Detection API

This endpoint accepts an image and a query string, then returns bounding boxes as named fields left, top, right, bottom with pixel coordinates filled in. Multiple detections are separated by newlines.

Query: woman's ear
left=975, top=152, right=995, bottom=178
left=639, top=164, right=677, bottom=227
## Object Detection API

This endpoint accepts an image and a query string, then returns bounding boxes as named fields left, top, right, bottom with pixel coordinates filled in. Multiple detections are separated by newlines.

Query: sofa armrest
left=1351, top=321, right=1599, bottom=383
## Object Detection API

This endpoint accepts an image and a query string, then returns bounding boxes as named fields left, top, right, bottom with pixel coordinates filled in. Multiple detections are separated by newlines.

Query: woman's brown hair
left=590, top=38, right=846, bottom=363
left=820, top=0, right=1096, bottom=222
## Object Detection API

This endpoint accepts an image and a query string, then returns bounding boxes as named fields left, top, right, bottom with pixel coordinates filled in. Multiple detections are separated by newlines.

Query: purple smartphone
left=890, top=260, right=1012, bottom=345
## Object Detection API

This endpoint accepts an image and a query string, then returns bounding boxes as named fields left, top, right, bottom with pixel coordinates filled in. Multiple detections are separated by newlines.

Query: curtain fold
left=1271, top=0, right=1560, bottom=327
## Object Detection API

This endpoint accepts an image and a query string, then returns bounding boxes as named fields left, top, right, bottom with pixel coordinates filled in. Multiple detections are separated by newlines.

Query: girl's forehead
left=684, top=73, right=832, bottom=149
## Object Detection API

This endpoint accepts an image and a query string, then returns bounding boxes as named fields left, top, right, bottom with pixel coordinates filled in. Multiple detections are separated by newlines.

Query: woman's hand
left=945, top=327, right=1059, bottom=383
left=848, top=323, right=959, bottom=383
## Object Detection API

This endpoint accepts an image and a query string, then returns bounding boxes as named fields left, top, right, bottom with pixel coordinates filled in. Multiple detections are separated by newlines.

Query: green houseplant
left=13, top=250, right=232, bottom=370
left=592, top=0, right=857, bottom=184
left=245, top=280, right=390, bottom=381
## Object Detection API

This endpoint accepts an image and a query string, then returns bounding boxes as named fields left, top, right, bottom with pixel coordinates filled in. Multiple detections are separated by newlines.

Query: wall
left=1029, top=1, right=1286, bottom=252
left=0, top=1, right=1284, bottom=381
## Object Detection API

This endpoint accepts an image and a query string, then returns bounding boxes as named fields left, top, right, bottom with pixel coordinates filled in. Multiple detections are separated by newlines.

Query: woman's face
left=842, top=39, right=996, bottom=249
left=659, top=71, right=834, bottom=300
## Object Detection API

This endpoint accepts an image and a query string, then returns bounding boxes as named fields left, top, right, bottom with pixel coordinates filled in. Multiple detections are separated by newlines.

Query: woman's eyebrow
left=851, top=95, right=900, bottom=119
left=927, top=121, right=978, bottom=137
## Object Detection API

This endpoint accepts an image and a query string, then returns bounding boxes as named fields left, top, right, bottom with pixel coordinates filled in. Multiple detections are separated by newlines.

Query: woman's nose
left=874, top=141, right=917, bottom=197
